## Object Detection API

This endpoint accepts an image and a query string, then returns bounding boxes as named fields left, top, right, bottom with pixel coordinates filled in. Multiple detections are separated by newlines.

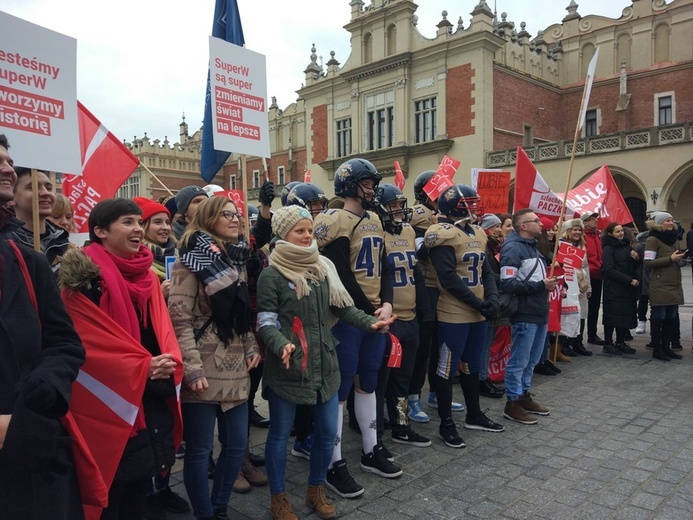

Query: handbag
left=498, top=252, right=540, bottom=318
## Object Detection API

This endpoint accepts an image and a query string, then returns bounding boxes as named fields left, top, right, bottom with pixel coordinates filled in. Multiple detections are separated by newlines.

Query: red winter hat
left=133, top=197, right=170, bottom=222
left=538, top=216, right=555, bottom=230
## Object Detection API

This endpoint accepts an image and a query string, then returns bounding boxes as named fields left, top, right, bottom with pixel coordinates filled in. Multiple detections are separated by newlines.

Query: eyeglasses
left=521, top=218, right=541, bottom=225
left=220, top=210, right=242, bottom=221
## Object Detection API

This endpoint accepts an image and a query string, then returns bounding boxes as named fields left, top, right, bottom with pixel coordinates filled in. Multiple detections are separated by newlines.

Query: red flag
left=513, top=147, right=578, bottom=221
left=292, top=316, right=309, bottom=372
left=423, top=155, right=460, bottom=200
left=393, top=161, right=405, bottom=191
left=213, top=189, right=246, bottom=216
left=304, top=169, right=311, bottom=183
left=62, top=102, right=140, bottom=233
left=61, top=272, right=183, bottom=520
left=387, top=333, right=402, bottom=368
left=563, top=165, right=634, bottom=230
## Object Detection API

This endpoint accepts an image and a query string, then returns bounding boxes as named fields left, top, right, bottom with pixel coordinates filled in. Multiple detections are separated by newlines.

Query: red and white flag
left=513, top=147, right=578, bottom=222
left=562, top=165, right=633, bottom=230
left=423, top=155, right=460, bottom=200
left=62, top=102, right=140, bottom=233
left=393, top=161, right=405, bottom=191
left=213, top=189, right=246, bottom=216
left=304, top=169, right=311, bottom=183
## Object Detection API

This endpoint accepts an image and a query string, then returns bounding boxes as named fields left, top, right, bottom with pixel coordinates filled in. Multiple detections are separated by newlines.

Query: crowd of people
left=0, top=133, right=688, bottom=520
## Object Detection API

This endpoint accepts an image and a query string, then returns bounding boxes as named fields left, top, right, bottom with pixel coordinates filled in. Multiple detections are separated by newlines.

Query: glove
left=480, top=301, right=498, bottom=321
left=258, top=180, right=275, bottom=206
left=22, top=377, right=59, bottom=417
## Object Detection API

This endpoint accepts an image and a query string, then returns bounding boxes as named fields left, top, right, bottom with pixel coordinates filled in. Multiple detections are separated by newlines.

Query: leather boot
left=270, top=492, right=298, bottom=520
left=241, top=449, right=268, bottom=486
left=661, top=318, right=683, bottom=359
left=650, top=319, right=670, bottom=361
left=306, top=485, right=336, bottom=519
left=551, top=341, right=571, bottom=363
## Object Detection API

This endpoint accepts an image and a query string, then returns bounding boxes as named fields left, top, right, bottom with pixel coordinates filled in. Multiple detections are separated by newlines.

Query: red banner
left=488, top=326, right=511, bottom=383
left=393, top=161, right=405, bottom=191
left=476, top=171, right=511, bottom=213
left=423, top=155, right=460, bottom=200
left=213, top=189, right=246, bottom=216
left=62, top=102, right=140, bottom=233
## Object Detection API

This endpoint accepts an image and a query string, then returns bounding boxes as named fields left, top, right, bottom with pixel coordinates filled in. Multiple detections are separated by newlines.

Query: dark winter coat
left=0, top=232, right=85, bottom=520
left=644, top=222, right=684, bottom=307
left=601, top=235, right=639, bottom=329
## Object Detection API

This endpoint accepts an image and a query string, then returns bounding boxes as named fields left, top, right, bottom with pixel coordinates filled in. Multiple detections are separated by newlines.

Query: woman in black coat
left=601, top=222, right=641, bottom=354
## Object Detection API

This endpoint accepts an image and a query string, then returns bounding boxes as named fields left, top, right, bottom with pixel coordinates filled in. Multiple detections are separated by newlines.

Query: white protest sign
left=209, top=37, right=270, bottom=158
left=0, top=11, right=80, bottom=173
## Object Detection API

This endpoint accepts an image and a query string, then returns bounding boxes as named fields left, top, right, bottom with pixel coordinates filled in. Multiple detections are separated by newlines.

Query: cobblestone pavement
left=168, top=272, right=693, bottom=520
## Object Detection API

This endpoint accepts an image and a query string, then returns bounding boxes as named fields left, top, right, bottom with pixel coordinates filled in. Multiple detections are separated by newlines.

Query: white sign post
left=209, top=36, right=270, bottom=159
left=0, top=11, right=80, bottom=173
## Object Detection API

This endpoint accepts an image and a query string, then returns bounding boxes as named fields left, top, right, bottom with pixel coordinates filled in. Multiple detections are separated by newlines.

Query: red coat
left=584, top=227, right=603, bottom=280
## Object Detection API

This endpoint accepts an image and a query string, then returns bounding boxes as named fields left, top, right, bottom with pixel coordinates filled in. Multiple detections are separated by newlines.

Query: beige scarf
left=269, top=240, right=354, bottom=308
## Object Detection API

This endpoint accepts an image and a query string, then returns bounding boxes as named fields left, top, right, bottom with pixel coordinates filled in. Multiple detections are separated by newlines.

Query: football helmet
left=437, top=184, right=483, bottom=222
left=413, top=170, right=436, bottom=204
left=333, top=158, right=382, bottom=202
left=375, top=184, right=412, bottom=227
left=287, top=182, right=328, bottom=217
left=247, top=204, right=259, bottom=224
left=280, top=181, right=303, bottom=206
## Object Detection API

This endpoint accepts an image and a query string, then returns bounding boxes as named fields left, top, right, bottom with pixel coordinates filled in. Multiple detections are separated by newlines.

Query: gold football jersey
left=410, top=203, right=438, bottom=288
left=384, top=223, right=417, bottom=321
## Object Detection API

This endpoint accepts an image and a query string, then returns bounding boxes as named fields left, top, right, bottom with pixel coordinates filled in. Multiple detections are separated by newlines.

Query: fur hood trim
left=59, top=248, right=100, bottom=292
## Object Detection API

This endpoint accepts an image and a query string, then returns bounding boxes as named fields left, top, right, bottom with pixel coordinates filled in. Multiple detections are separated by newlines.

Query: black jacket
left=0, top=224, right=85, bottom=519
left=601, top=235, right=639, bottom=329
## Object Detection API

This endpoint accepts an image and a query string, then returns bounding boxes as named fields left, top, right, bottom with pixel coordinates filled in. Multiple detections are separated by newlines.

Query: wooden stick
left=139, top=162, right=174, bottom=196
left=242, top=155, right=249, bottom=235
left=31, top=168, right=40, bottom=252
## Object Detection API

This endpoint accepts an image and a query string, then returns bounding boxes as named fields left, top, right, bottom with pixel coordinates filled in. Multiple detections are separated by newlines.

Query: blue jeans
left=182, top=402, right=248, bottom=518
left=480, top=324, right=498, bottom=380
left=265, top=388, right=338, bottom=495
left=650, top=304, right=678, bottom=320
left=505, top=322, right=548, bottom=401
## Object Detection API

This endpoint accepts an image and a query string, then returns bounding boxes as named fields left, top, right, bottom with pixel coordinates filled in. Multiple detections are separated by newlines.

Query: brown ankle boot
left=503, top=399, right=538, bottom=425
left=233, top=473, right=251, bottom=493
left=271, top=492, right=298, bottom=520
left=518, top=392, right=550, bottom=416
left=306, top=485, right=336, bottom=519
left=241, top=451, right=268, bottom=486
left=553, top=345, right=572, bottom=363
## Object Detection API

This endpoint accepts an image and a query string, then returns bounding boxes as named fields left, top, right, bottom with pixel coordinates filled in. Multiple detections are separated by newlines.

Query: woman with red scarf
left=60, top=198, right=183, bottom=520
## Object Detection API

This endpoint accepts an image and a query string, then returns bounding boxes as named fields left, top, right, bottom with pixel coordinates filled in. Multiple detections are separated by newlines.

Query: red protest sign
left=556, top=241, right=586, bottom=268
left=214, top=189, right=246, bottom=216
left=476, top=171, right=510, bottom=213
left=394, top=161, right=405, bottom=191
left=423, top=155, right=460, bottom=200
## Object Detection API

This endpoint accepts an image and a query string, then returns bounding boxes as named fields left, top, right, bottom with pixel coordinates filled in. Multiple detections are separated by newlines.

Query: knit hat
left=561, top=217, right=584, bottom=233
left=163, top=196, right=178, bottom=217
left=652, top=211, right=673, bottom=225
left=538, top=216, right=555, bottom=230
left=479, top=213, right=502, bottom=230
left=175, top=186, right=208, bottom=217
left=132, top=197, right=170, bottom=222
left=272, top=205, right=312, bottom=240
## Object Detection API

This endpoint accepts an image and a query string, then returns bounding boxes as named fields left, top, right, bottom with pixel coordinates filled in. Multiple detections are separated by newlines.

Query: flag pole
left=242, top=155, right=249, bottom=235
left=139, top=162, right=174, bottom=197
left=31, top=169, right=40, bottom=252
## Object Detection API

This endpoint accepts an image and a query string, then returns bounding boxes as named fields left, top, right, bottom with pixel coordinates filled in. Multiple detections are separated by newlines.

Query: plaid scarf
left=179, top=232, right=251, bottom=345
left=144, top=237, right=177, bottom=281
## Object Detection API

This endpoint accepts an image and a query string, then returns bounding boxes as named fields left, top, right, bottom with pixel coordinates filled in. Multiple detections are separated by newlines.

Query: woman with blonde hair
left=47, top=193, right=75, bottom=233
left=168, top=195, right=261, bottom=520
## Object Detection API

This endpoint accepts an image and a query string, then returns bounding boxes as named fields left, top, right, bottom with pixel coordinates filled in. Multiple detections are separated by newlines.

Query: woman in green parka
left=256, top=206, right=393, bottom=520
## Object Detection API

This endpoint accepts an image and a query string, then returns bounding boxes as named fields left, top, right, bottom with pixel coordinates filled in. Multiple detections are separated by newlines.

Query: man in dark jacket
left=0, top=134, right=86, bottom=520
left=582, top=212, right=605, bottom=345
left=499, top=209, right=558, bottom=425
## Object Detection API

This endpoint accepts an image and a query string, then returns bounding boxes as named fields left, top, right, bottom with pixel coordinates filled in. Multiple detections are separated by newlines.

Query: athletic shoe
left=378, top=439, right=395, bottom=462
left=670, top=342, right=683, bottom=352
left=602, top=343, right=623, bottom=356
left=291, top=434, right=313, bottom=461
left=360, top=444, right=403, bottom=478
left=479, top=379, right=504, bottom=398
left=325, top=459, right=364, bottom=499
left=544, top=359, right=561, bottom=374
left=439, top=420, right=466, bottom=448
left=615, top=342, right=636, bottom=355
left=407, top=398, right=430, bottom=423
left=635, top=321, right=646, bottom=334
left=533, top=360, right=557, bottom=376
left=463, top=410, right=505, bottom=432
left=428, top=392, right=465, bottom=412
left=175, top=442, right=186, bottom=459
left=391, top=426, right=432, bottom=447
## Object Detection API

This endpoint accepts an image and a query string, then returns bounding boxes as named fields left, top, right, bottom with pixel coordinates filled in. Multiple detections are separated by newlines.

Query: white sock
left=354, top=391, right=378, bottom=454
left=329, top=402, right=344, bottom=468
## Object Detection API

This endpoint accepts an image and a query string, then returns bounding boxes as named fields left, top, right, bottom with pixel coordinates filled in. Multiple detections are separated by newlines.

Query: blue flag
left=200, top=0, right=245, bottom=182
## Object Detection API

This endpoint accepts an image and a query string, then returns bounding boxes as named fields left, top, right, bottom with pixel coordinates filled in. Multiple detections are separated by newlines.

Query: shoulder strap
left=8, top=239, right=39, bottom=315
left=521, top=249, right=541, bottom=282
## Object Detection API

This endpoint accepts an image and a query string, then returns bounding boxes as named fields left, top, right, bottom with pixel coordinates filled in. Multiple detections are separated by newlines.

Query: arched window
left=387, top=24, right=397, bottom=56
left=616, top=33, right=631, bottom=70
left=363, top=32, right=372, bottom=64
left=654, top=24, right=670, bottom=63
left=581, top=43, right=596, bottom=79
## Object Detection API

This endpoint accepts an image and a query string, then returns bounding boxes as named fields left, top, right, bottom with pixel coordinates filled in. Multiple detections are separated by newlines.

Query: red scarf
left=84, top=243, right=155, bottom=342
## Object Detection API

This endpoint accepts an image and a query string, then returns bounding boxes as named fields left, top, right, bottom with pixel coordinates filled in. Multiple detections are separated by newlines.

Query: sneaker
left=360, top=444, right=403, bottom=478
left=479, top=379, right=504, bottom=398
left=159, top=487, right=190, bottom=514
left=670, top=342, right=683, bottom=352
left=572, top=342, right=593, bottom=356
left=587, top=335, right=605, bottom=346
left=175, top=442, right=186, bottom=459
left=602, top=343, right=623, bottom=356
left=291, top=434, right=313, bottom=461
left=428, top=392, right=465, bottom=412
left=407, top=397, right=430, bottom=423
left=503, top=399, right=538, bottom=425
left=518, top=392, right=550, bottom=416
left=464, top=410, right=505, bottom=432
left=635, top=320, right=646, bottom=334
left=533, top=360, right=557, bottom=376
left=325, top=459, right=364, bottom=499
left=378, top=439, right=395, bottom=462
left=250, top=407, right=270, bottom=428
left=391, top=426, right=432, bottom=447
left=544, top=359, right=561, bottom=374
left=439, top=420, right=466, bottom=448
left=615, top=342, right=636, bottom=355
